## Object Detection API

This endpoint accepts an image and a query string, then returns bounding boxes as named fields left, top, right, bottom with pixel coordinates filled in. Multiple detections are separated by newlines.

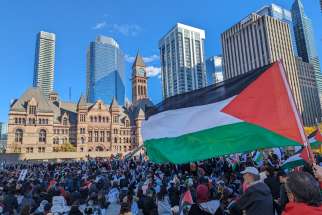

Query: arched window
left=102, top=117, right=105, bottom=123
left=53, top=137, right=59, bottom=144
left=81, top=137, right=85, bottom=144
left=94, top=116, right=97, bottom=122
left=63, top=118, right=68, bottom=125
left=99, top=116, right=102, bottom=122
left=90, top=116, right=93, bottom=122
left=114, top=137, right=117, bottom=143
left=106, top=117, right=109, bottom=123
left=96, top=146, right=104, bottom=152
left=15, top=129, right=23, bottom=143
left=39, top=129, right=46, bottom=143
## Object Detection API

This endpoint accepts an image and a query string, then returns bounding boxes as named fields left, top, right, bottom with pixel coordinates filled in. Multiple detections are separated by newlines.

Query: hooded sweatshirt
left=282, top=202, right=322, bottom=215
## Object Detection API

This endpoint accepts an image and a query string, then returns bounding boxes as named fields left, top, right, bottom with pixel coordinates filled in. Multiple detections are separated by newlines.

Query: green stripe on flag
left=145, top=122, right=301, bottom=164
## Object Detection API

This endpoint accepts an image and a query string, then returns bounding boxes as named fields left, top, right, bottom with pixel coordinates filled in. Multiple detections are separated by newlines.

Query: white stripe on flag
left=142, top=97, right=241, bottom=140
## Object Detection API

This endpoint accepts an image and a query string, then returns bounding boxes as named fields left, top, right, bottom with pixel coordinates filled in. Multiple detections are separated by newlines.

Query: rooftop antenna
left=69, top=87, right=72, bottom=101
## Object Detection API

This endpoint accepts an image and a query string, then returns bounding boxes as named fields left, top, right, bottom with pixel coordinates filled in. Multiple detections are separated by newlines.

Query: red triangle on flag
left=182, top=190, right=193, bottom=205
left=300, top=149, right=310, bottom=162
left=222, top=62, right=304, bottom=144
left=315, top=130, right=322, bottom=142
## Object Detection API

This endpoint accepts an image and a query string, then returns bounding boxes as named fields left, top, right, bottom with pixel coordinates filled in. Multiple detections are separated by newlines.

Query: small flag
left=181, top=190, right=193, bottom=205
left=308, top=129, right=322, bottom=149
left=282, top=149, right=307, bottom=170
left=252, top=151, right=264, bottom=167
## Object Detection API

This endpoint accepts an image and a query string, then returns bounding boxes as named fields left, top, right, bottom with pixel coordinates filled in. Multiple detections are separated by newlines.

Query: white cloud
left=125, top=54, right=159, bottom=63
left=92, top=21, right=107, bottom=30
left=111, top=24, right=142, bottom=36
left=124, top=54, right=135, bottom=63
left=143, top=54, right=159, bottom=63
left=146, top=66, right=161, bottom=78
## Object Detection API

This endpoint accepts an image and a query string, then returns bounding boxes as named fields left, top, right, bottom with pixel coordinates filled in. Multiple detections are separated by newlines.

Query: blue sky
left=0, top=0, right=321, bottom=122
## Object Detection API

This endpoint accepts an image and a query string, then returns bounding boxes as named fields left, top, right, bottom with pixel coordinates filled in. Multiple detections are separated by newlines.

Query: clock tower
left=132, top=52, right=148, bottom=104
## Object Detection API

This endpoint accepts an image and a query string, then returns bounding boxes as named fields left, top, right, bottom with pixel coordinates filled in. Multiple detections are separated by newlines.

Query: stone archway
left=95, top=146, right=104, bottom=152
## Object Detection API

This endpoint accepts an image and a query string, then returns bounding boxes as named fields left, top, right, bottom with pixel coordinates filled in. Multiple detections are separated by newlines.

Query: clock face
left=138, top=68, right=145, bottom=77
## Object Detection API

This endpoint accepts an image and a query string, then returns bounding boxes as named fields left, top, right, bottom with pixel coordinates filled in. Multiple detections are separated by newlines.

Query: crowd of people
left=0, top=151, right=321, bottom=215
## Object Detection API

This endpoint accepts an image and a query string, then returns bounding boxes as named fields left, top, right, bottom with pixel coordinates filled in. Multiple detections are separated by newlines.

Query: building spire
left=132, top=50, right=145, bottom=68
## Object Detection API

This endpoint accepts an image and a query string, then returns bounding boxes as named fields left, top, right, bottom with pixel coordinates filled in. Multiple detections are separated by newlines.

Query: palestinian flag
left=142, top=62, right=306, bottom=164
left=308, top=129, right=322, bottom=149
left=282, top=149, right=309, bottom=170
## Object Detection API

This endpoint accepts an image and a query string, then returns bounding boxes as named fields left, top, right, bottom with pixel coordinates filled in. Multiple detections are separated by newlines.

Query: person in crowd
left=283, top=172, right=322, bottom=215
left=188, top=183, right=223, bottom=215
left=157, top=185, right=172, bottom=215
left=233, top=166, right=274, bottom=215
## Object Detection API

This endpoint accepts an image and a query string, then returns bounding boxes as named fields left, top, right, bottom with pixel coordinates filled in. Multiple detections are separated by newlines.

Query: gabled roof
left=10, top=87, right=54, bottom=113
left=77, top=95, right=87, bottom=106
left=132, top=52, right=145, bottom=68
left=110, top=97, right=119, bottom=108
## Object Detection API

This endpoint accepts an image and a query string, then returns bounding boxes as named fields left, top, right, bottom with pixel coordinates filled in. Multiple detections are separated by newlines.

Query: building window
left=90, top=116, right=93, bottom=122
left=15, top=129, right=23, bottom=143
left=38, top=147, right=45, bottom=153
left=113, top=129, right=118, bottom=134
left=100, top=131, right=105, bottom=142
left=80, top=147, right=84, bottom=152
left=126, top=120, right=130, bottom=127
left=88, top=131, right=93, bottom=142
left=114, top=137, right=117, bottom=143
left=26, top=147, right=33, bottom=153
left=39, top=129, right=46, bottom=143
left=53, top=137, right=59, bottom=144
left=113, top=115, right=119, bottom=123
left=63, top=118, right=68, bottom=125
left=94, top=131, right=99, bottom=142
left=81, top=137, right=85, bottom=144
left=80, top=114, right=86, bottom=122
left=99, top=116, right=102, bottom=122
left=29, top=106, right=36, bottom=115
left=94, top=116, right=97, bottom=122
left=102, top=117, right=105, bottom=123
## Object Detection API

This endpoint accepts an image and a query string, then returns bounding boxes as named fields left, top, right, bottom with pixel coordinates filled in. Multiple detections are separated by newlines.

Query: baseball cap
left=241, top=167, right=259, bottom=175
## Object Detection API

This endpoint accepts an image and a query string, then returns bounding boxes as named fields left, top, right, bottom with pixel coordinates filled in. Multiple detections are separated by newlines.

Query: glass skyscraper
left=257, top=4, right=298, bottom=56
left=159, top=23, right=207, bottom=99
left=86, top=36, right=125, bottom=105
left=33, top=31, right=55, bottom=98
left=206, top=56, right=223, bottom=85
left=292, top=0, right=322, bottom=103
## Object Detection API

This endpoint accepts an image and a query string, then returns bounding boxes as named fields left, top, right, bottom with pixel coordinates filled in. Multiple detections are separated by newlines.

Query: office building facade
left=159, top=23, right=207, bottom=99
left=33, top=31, right=55, bottom=98
left=257, top=3, right=298, bottom=56
left=206, top=56, right=224, bottom=85
left=295, top=57, right=321, bottom=125
left=292, top=0, right=322, bottom=108
left=221, top=13, right=320, bottom=125
left=86, top=36, right=125, bottom=105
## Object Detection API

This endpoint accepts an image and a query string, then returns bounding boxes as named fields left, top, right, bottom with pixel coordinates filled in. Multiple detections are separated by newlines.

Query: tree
left=53, top=142, right=76, bottom=152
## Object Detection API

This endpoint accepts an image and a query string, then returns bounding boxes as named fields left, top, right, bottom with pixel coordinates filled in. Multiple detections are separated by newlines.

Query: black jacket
left=264, top=176, right=280, bottom=200
left=236, top=181, right=274, bottom=215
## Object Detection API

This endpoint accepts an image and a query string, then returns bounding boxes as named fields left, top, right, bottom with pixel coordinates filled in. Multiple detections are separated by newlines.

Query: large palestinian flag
left=142, top=62, right=306, bottom=164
